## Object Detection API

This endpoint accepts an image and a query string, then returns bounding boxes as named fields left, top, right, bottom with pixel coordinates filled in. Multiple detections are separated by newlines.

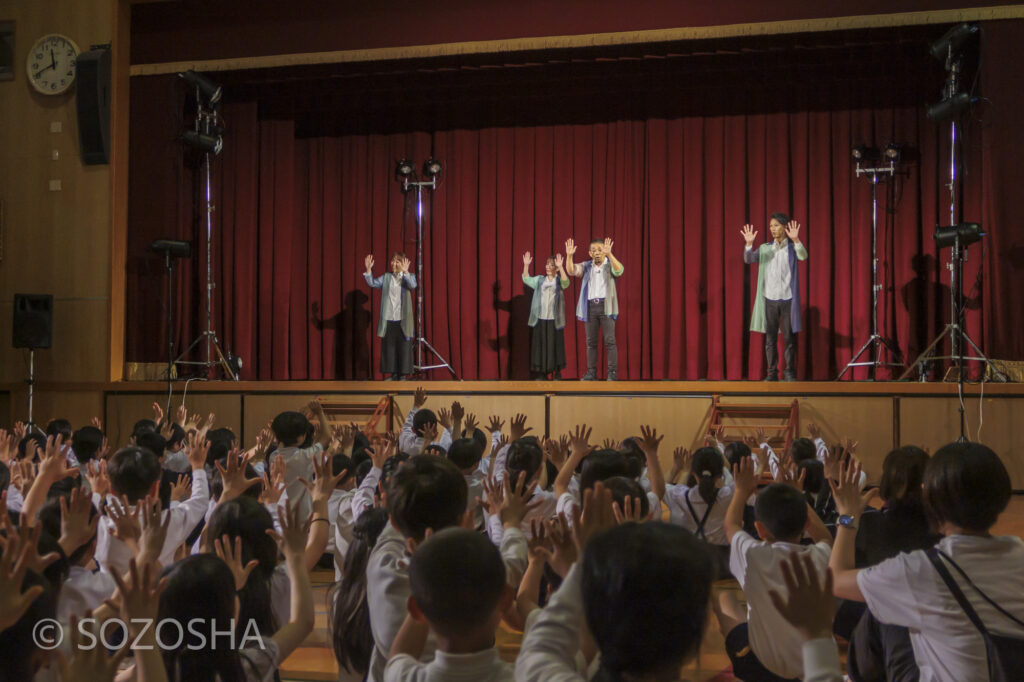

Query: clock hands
left=34, top=62, right=55, bottom=78
left=50, top=49, right=56, bottom=70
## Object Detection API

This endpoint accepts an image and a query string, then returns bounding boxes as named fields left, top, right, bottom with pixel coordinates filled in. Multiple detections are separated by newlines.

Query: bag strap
left=925, top=548, right=990, bottom=637
left=684, top=489, right=714, bottom=541
left=935, top=548, right=1024, bottom=629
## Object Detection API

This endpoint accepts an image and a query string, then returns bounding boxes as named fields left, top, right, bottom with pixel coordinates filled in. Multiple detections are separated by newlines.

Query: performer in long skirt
left=364, top=252, right=416, bottom=380
left=522, top=251, right=570, bottom=379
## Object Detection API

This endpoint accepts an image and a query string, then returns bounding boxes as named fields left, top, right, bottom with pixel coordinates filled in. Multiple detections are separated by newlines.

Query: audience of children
left=1, top=388, right=1021, bottom=682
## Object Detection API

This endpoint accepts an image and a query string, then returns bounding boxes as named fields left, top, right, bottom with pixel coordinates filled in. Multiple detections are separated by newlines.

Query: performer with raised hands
left=742, top=215, right=808, bottom=381
left=565, top=237, right=625, bottom=381
left=364, top=252, right=416, bottom=380
left=522, top=251, right=571, bottom=380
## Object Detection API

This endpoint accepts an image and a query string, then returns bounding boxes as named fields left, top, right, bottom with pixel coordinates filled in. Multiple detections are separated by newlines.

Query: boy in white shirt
left=399, top=388, right=452, bottom=455
left=269, top=400, right=331, bottom=522
left=365, top=455, right=529, bottom=682
left=718, top=457, right=834, bottom=681
left=384, top=528, right=514, bottom=682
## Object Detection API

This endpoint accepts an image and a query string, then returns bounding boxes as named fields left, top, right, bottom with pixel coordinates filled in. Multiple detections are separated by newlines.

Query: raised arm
left=742, top=224, right=759, bottom=264
left=522, top=251, right=534, bottom=285
left=399, top=254, right=417, bottom=289
left=363, top=254, right=385, bottom=288
left=565, top=238, right=582, bottom=277
left=786, top=221, right=808, bottom=260
left=603, top=238, right=624, bottom=276
left=725, top=457, right=758, bottom=543
left=555, top=253, right=571, bottom=288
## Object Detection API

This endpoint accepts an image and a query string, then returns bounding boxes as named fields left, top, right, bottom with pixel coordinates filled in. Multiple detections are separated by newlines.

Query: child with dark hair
left=331, top=507, right=389, bottom=682
left=517, top=484, right=715, bottom=681
left=97, top=439, right=210, bottom=575
left=448, top=437, right=487, bottom=528
left=522, top=250, right=571, bottom=380
left=488, top=437, right=558, bottom=539
left=0, top=564, right=58, bottom=682
left=830, top=443, right=1024, bottom=682
left=366, top=455, right=528, bottom=682
left=741, top=213, right=808, bottom=381
left=398, top=388, right=452, bottom=455
left=269, top=400, right=331, bottom=522
left=565, top=236, right=625, bottom=380
left=386, top=527, right=514, bottom=681
left=665, top=447, right=734, bottom=576
left=70, top=425, right=104, bottom=466
left=718, top=457, right=834, bottom=680
left=364, top=251, right=416, bottom=380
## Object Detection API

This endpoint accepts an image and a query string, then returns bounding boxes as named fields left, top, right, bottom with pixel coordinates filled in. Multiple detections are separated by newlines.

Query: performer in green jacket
left=364, top=252, right=416, bottom=380
left=742, top=213, right=808, bottom=381
left=522, top=251, right=571, bottom=379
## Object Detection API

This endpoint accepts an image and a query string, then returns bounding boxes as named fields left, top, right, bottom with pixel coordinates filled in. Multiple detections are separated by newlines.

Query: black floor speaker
left=75, top=48, right=111, bottom=165
left=13, top=294, right=53, bottom=349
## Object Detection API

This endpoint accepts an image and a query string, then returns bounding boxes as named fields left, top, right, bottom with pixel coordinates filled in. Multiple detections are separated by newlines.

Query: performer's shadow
left=900, top=253, right=953, bottom=364
left=487, top=280, right=531, bottom=379
left=311, top=290, right=372, bottom=379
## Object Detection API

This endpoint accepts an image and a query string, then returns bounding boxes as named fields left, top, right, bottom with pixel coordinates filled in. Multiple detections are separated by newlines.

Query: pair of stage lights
left=395, top=158, right=442, bottom=181
left=179, top=69, right=224, bottom=155
left=851, top=143, right=902, bottom=165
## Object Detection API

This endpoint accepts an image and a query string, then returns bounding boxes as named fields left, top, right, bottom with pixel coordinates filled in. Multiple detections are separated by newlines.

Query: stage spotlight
left=927, top=92, right=976, bottom=123
left=851, top=144, right=878, bottom=163
left=423, top=158, right=442, bottom=178
left=929, top=23, right=979, bottom=61
left=181, top=129, right=223, bottom=155
left=226, top=353, right=243, bottom=379
left=934, top=222, right=984, bottom=249
left=395, top=159, right=415, bottom=178
left=883, top=143, right=902, bottom=163
left=178, top=69, right=223, bottom=105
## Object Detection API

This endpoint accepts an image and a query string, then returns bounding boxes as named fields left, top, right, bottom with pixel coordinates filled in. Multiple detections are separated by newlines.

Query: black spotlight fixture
left=423, top=158, right=442, bottom=178
left=926, top=92, right=977, bottom=123
left=883, top=142, right=902, bottom=164
left=395, top=159, right=415, bottom=178
left=181, top=129, right=223, bottom=155
left=928, top=23, right=979, bottom=61
left=178, top=69, right=223, bottom=106
left=934, top=222, right=984, bottom=249
left=851, top=144, right=879, bottom=163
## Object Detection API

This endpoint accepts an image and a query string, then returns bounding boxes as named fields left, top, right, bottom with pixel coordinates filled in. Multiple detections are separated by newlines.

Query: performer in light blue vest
left=742, top=213, right=808, bottom=381
left=522, top=250, right=571, bottom=379
left=566, top=236, right=625, bottom=380
left=364, top=252, right=416, bottom=380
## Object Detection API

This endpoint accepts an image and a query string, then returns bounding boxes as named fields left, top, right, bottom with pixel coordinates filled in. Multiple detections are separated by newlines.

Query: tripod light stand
left=174, top=71, right=241, bottom=381
left=837, top=146, right=904, bottom=379
left=396, top=158, right=457, bottom=378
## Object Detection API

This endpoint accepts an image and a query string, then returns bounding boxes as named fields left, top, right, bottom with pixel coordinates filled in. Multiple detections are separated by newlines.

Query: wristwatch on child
left=838, top=514, right=858, bottom=531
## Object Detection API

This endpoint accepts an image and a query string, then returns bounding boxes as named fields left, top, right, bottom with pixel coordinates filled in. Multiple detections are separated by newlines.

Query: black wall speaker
left=13, top=294, right=53, bottom=349
left=75, top=48, right=111, bottom=165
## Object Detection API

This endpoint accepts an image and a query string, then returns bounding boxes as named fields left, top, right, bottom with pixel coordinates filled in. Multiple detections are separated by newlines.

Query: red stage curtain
left=126, top=24, right=1024, bottom=380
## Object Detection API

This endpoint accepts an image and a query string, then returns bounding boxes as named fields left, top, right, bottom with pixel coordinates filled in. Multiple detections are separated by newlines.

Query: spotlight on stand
left=181, top=129, right=223, bottom=155
left=178, top=69, right=223, bottom=106
left=851, top=144, right=879, bottom=163
left=926, top=92, right=977, bottom=122
left=395, top=159, right=415, bottom=178
left=423, top=158, right=442, bottom=178
left=883, top=142, right=902, bottom=164
left=928, top=23, right=979, bottom=61
left=934, top=222, right=984, bottom=249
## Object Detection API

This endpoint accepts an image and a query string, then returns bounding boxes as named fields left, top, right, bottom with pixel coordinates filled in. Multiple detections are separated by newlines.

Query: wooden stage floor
left=280, top=496, right=1024, bottom=682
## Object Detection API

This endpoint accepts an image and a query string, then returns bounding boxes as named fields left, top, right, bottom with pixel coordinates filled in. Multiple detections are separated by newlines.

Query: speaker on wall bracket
left=75, top=46, right=111, bottom=165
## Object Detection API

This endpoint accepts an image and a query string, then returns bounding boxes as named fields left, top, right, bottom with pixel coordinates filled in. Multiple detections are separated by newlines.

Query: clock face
left=26, top=34, right=79, bottom=95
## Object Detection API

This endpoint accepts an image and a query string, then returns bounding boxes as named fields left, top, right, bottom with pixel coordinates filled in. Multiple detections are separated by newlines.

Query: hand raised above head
left=364, top=254, right=375, bottom=272
left=564, top=238, right=577, bottom=256
left=785, top=220, right=801, bottom=241
left=741, top=224, right=758, bottom=246
left=522, top=251, right=532, bottom=266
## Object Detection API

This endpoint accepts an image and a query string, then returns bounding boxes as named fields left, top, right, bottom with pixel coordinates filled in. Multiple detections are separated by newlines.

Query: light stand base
left=175, top=330, right=239, bottom=380
left=837, top=334, right=904, bottom=380
left=899, top=323, right=1007, bottom=382
left=413, top=337, right=457, bottom=378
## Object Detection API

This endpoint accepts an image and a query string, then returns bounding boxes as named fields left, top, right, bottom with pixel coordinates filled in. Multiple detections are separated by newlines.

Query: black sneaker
left=607, top=372, right=617, bottom=381
left=581, top=371, right=597, bottom=381
left=783, top=373, right=796, bottom=382
left=765, top=374, right=779, bottom=382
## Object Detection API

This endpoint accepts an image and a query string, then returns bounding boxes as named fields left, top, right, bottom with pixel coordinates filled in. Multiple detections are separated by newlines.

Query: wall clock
left=26, top=33, right=78, bottom=95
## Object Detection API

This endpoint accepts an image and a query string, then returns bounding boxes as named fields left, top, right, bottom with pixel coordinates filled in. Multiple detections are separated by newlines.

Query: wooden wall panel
left=105, top=392, right=242, bottom=448
left=901, top=397, right=1024, bottom=488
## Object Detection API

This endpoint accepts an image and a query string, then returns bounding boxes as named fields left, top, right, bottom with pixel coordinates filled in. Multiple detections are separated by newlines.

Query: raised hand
left=169, top=473, right=190, bottom=502
left=768, top=552, right=835, bottom=642
left=522, top=251, right=533, bottom=267
left=638, top=425, right=664, bottom=458
left=732, top=456, right=759, bottom=499
left=300, top=451, right=347, bottom=506
left=601, top=437, right=617, bottom=450
left=543, top=514, right=578, bottom=578
left=612, top=495, right=649, bottom=524
left=477, top=472, right=504, bottom=518
left=573, top=481, right=615, bottom=553
left=59, top=488, right=99, bottom=557
left=564, top=238, right=577, bottom=257
left=152, top=402, right=164, bottom=424
left=569, top=424, right=593, bottom=456
left=603, top=237, right=614, bottom=255
left=785, top=220, right=801, bottom=242
left=107, top=496, right=142, bottom=547
left=364, top=254, right=375, bottom=273
left=214, top=534, right=260, bottom=591
left=39, top=435, right=78, bottom=485
left=110, top=557, right=165, bottom=625
left=755, top=427, right=768, bottom=445
left=60, top=611, right=130, bottom=682
left=828, top=457, right=876, bottom=517
left=268, top=499, right=311, bottom=561
left=216, top=448, right=262, bottom=502
left=673, top=447, right=692, bottom=473
left=138, top=495, right=171, bottom=563
left=741, top=224, right=758, bottom=247
left=775, top=462, right=806, bottom=492
left=487, top=415, right=504, bottom=433
left=371, top=432, right=396, bottom=469
left=554, top=253, right=564, bottom=268
left=463, top=412, right=479, bottom=435
left=0, top=528, right=45, bottom=631
left=184, top=430, right=210, bottom=470
left=399, top=255, right=411, bottom=273
left=510, top=413, right=532, bottom=441
left=450, top=401, right=464, bottom=423
left=413, top=386, right=428, bottom=408
left=84, top=459, right=110, bottom=498
left=258, top=468, right=286, bottom=507
left=174, top=404, right=188, bottom=427
left=499, top=471, right=539, bottom=527
left=808, top=422, right=822, bottom=440
left=436, top=408, right=452, bottom=430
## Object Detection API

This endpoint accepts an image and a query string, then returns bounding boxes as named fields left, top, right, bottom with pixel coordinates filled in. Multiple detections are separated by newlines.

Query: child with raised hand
left=385, top=527, right=515, bottom=681
left=522, top=251, right=571, bottom=380
left=269, top=400, right=331, bottom=522
left=399, top=388, right=452, bottom=455
left=664, top=446, right=735, bottom=576
left=366, top=454, right=528, bottom=682
left=829, top=443, right=1024, bottom=682
left=515, top=482, right=715, bottom=681
left=718, top=456, right=835, bottom=681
